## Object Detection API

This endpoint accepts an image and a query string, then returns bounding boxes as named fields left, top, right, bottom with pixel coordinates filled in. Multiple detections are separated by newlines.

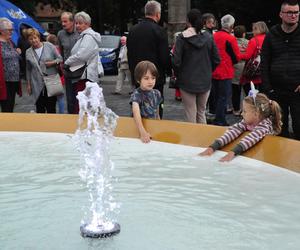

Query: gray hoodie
left=65, top=27, right=101, bottom=82
left=173, top=27, right=220, bottom=93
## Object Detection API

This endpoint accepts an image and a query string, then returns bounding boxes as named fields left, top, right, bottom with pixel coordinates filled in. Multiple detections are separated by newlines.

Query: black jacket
left=127, top=18, right=170, bottom=86
left=261, top=24, right=300, bottom=93
left=173, top=30, right=220, bottom=93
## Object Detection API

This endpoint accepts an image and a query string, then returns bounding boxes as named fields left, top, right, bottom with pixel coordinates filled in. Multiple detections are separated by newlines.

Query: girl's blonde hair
left=244, top=93, right=282, bottom=134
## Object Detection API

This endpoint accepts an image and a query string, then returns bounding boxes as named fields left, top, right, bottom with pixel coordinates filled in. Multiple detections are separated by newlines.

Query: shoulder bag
left=30, top=47, right=64, bottom=97
left=242, top=37, right=261, bottom=79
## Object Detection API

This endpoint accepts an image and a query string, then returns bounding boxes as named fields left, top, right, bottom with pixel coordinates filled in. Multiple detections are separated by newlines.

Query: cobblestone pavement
left=14, top=75, right=240, bottom=125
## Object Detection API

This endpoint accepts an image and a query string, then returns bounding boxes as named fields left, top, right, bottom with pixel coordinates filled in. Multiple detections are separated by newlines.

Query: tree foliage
left=9, top=0, right=283, bottom=33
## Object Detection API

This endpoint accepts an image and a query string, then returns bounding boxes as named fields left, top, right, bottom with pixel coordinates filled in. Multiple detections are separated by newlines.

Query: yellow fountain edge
left=0, top=113, right=299, bottom=173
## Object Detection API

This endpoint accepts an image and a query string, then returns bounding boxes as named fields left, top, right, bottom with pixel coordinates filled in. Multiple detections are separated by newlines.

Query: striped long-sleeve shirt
left=210, top=118, right=274, bottom=155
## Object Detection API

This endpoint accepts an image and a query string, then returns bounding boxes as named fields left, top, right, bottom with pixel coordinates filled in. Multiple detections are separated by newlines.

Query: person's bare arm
left=132, top=102, right=151, bottom=143
left=156, top=108, right=160, bottom=120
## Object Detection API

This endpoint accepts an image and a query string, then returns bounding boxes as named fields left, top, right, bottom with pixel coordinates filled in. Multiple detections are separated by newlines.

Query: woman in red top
left=240, top=21, right=269, bottom=94
left=212, top=14, right=241, bottom=126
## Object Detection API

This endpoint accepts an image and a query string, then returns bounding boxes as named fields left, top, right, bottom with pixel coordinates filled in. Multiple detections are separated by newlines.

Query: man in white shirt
left=113, top=36, right=132, bottom=95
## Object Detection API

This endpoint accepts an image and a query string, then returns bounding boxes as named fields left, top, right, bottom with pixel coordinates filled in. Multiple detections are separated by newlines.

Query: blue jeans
left=57, top=94, right=65, bottom=114
left=214, top=79, right=232, bottom=126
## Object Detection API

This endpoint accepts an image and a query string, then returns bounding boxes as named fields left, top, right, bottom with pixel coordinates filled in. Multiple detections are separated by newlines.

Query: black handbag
left=63, top=34, right=89, bottom=80
left=169, top=76, right=177, bottom=89
left=242, top=38, right=261, bottom=79
left=64, top=64, right=87, bottom=80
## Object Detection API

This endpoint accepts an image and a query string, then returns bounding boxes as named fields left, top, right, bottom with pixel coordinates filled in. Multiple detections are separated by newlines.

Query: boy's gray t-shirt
left=130, top=87, right=162, bottom=119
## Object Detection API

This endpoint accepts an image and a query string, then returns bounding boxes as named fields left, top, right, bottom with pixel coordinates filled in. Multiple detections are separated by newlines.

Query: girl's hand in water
left=219, top=152, right=235, bottom=162
left=199, top=147, right=214, bottom=156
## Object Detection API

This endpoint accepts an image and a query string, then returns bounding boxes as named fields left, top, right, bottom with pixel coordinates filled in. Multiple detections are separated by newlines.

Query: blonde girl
left=200, top=93, right=282, bottom=162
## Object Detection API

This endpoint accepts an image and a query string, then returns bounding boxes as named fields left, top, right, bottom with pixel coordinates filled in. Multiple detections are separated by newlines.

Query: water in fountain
left=73, top=81, right=120, bottom=238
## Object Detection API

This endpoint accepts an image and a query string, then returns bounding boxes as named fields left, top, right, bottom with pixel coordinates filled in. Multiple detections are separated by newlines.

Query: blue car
left=99, top=35, right=121, bottom=75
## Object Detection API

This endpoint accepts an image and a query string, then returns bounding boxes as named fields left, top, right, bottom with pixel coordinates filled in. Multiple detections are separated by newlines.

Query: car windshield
left=100, top=35, right=120, bottom=49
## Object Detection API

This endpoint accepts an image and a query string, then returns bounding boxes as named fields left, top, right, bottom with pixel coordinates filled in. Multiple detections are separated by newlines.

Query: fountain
left=73, top=81, right=120, bottom=238
left=1, top=89, right=300, bottom=248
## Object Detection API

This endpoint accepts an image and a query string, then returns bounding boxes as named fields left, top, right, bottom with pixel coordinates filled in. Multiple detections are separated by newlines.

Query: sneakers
left=112, top=91, right=121, bottom=95
left=206, top=112, right=215, bottom=120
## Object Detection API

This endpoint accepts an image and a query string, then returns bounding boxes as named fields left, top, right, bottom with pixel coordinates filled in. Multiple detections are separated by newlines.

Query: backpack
left=242, top=37, right=261, bottom=78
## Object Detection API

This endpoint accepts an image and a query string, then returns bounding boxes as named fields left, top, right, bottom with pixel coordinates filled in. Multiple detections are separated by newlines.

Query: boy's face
left=139, top=70, right=156, bottom=91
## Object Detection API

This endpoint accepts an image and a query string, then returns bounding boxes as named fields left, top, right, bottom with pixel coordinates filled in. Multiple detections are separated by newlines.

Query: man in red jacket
left=212, top=14, right=241, bottom=126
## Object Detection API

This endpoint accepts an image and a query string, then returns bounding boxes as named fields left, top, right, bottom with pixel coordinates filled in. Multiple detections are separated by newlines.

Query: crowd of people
left=0, top=0, right=299, bottom=158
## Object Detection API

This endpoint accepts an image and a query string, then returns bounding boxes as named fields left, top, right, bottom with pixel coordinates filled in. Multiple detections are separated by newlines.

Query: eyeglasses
left=0, top=28, right=14, bottom=33
left=1, top=29, right=14, bottom=33
left=281, top=11, right=300, bottom=17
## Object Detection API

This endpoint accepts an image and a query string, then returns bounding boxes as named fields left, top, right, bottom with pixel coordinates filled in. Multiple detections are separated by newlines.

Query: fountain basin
left=1, top=114, right=300, bottom=249
left=0, top=131, right=300, bottom=250
left=0, top=113, right=299, bottom=172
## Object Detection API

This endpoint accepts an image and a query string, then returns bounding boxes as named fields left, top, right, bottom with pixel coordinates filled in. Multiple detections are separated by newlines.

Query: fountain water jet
left=74, top=82, right=120, bottom=238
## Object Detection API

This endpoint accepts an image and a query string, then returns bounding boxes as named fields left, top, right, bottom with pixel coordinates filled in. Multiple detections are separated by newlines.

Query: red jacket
left=212, top=30, right=241, bottom=80
left=240, top=34, right=266, bottom=85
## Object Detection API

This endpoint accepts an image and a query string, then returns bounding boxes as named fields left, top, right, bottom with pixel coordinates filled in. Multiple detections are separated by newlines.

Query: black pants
left=275, top=91, right=300, bottom=140
left=155, top=84, right=164, bottom=118
left=0, top=81, right=19, bottom=112
left=214, top=79, right=232, bottom=126
left=65, top=77, right=77, bottom=114
left=207, top=79, right=216, bottom=114
left=232, top=84, right=241, bottom=111
left=36, top=87, right=57, bottom=113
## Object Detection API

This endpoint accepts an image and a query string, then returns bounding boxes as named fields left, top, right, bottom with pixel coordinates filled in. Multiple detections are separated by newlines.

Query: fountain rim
left=0, top=113, right=299, bottom=173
